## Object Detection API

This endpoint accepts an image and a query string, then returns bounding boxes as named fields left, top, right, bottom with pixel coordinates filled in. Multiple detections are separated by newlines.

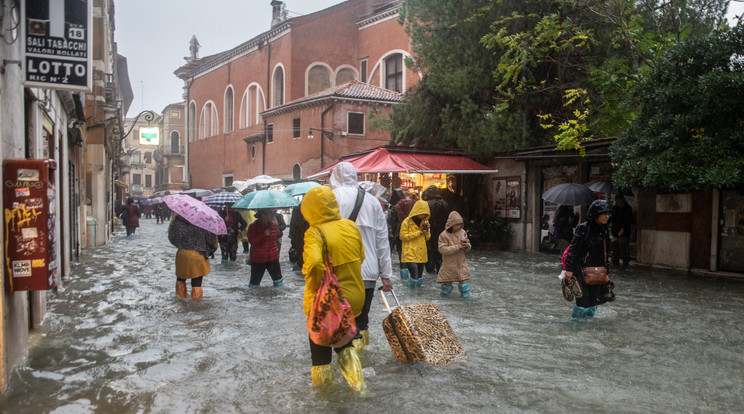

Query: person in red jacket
left=247, top=209, right=284, bottom=287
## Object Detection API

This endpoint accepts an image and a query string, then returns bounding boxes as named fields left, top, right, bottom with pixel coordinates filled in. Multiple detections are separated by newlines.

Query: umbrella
left=359, top=181, right=386, bottom=198
left=163, top=193, right=227, bottom=235
left=150, top=197, right=164, bottom=204
left=250, top=174, right=282, bottom=185
left=542, top=183, right=598, bottom=206
left=204, top=192, right=242, bottom=208
left=586, top=180, right=634, bottom=197
left=283, top=181, right=320, bottom=196
left=181, top=188, right=214, bottom=199
left=232, top=189, right=299, bottom=210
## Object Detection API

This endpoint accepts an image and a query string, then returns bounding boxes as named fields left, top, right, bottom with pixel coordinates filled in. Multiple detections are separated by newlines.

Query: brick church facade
left=175, top=0, right=417, bottom=188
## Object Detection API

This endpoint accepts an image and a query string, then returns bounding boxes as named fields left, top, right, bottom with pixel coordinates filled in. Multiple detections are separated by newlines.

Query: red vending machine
left=3, top=159, right=57, bottom=292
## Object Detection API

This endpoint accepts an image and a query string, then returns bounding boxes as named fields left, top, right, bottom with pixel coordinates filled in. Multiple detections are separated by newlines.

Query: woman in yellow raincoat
left=301, top=186, right=366, bottom=391
left=399, top=200, right=431, bottom=287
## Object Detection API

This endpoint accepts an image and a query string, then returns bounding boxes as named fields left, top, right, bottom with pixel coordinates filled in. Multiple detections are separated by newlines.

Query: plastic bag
left=306, top=231, right=357, bottom=348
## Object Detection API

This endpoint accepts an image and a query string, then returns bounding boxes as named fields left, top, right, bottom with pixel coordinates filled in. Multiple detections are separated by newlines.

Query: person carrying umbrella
left=301, top=186, right=365, bottom=390
left=124, top=197, right=141, bottom=237
left=246, top=209, right=284, bottom=287
left=218, top=206, right=247, bottom=264
left=168, top=214, right=218, bottom=300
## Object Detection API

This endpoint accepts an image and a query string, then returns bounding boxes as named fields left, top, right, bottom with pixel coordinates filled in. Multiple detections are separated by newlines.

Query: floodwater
left=1, top=218, right=743, bottom=413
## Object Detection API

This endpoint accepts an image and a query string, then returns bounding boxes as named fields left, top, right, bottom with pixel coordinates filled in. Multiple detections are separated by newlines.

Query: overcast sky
left=114, top=0, right=343, bottom=118
left=115, top=0, right=744, bottom=119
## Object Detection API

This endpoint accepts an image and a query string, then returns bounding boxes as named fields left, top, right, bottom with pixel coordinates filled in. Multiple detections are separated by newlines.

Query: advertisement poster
left=23, top=0, right=91, bottom=91
left=493, top=177, right=521, bottom=218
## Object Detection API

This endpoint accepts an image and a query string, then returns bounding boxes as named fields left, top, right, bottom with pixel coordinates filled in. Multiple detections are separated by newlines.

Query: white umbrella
left=250, top=175, right=282, bottom=185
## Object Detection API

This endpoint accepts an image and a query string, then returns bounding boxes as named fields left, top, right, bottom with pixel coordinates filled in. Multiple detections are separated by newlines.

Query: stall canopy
left=307, top=147, right=495, bottom=179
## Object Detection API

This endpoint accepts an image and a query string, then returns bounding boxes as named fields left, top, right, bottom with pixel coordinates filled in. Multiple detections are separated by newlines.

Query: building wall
left=182, top=1, right=414, bottom=189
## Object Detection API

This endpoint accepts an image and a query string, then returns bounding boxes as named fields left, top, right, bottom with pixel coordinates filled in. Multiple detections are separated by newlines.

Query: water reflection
left=1, top=220, right=743, bottom=413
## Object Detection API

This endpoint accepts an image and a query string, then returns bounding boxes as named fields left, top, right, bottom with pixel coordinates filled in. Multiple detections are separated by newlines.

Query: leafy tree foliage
left=611, top=25, right=744, bottom=191
left=390, top=0, right=729, bottom=160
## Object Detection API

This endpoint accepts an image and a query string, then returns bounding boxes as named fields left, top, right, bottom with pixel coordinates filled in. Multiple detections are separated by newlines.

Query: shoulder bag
left=582, top=237, right=609, bottom=285
left=306, top=228, right=358, bottom=348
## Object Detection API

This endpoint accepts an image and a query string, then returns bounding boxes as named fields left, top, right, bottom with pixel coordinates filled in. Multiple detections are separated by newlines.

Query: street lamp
left=308, top=127, right=334, bottom=168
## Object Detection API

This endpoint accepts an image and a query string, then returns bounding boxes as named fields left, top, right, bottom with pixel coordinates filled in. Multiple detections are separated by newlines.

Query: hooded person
left=437, top=211, right=472, bottom=298
left=301, top=186, right=366, bottom=391
left=330, top=162, right=393, bottom=351
left=563, top=199, right=615, bottom=318
left=399, top=199, right=431, bottom=287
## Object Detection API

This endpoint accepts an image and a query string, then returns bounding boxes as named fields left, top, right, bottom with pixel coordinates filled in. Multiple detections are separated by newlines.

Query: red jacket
left=247, top=218, right=280, bottom=263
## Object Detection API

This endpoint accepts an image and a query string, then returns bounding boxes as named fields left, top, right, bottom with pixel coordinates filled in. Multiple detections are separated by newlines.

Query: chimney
left=271, top=0, right=285, bottom=28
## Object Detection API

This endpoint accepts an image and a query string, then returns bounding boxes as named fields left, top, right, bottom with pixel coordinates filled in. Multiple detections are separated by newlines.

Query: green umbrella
left=283, top=181, right=320, bottom=196
left=232, top=189, right=299, bottom=210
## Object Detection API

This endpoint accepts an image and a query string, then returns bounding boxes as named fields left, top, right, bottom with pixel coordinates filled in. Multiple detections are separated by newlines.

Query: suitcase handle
left=378, top=286, right=401, bottom=314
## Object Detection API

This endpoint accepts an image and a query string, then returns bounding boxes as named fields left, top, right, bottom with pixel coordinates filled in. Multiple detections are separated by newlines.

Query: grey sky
left=115, top=1, right=744, bottom=119
left=114, top=0, right=343, bottom=118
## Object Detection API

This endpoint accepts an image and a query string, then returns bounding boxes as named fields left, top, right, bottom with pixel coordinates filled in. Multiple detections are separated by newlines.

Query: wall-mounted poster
left=493, top=177, right=521, bottom=218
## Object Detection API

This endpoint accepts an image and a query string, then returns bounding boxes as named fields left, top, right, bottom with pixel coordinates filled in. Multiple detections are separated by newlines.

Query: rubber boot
left=247, top=283, right=260, bottom=289
left=570, top=304, right=597, bottom=319
left=458, top=283, right=471, bottom=299
left=399, top=268, right=409, bottom=280
left=407, top=277, right=419, bottom=288
left=272, top=278, right=284, bottom=287
left=221, top=259, right=229, bottom=264
left=440, top=284, right=454, bottom=297
left=353, top=329, right=370, bottom=352
left=191, top=286, right=203, bottom=301
left=310, top=364, right=335, bottom=386
left=417, top=277, right=424, bottom=287
left=176, top=281, right=188, bottom=299
left=337, top=346, right=365, bottom=391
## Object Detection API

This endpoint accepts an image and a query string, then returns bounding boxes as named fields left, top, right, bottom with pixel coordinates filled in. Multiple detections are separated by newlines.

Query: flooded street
left=2, top=218, right=744, bottom=413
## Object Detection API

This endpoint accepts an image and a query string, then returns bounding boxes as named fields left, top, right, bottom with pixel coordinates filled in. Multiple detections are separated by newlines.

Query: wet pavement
left=2, top=217, right=744, bottom=413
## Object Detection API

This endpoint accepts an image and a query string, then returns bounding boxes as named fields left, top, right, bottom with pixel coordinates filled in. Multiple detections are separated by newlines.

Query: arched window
left=240, top=84, right=265, bottom=128
left=273, top=65, right=284, bottom=107
left=336, top=67, right=356, bottom=86
left=224, top=86, right=234, bottom=133
left=385, top=53, right=403, bottom=92
left=308, top=64, right=331, bottom=95
left=170, top=131, right=180, bottom=153
left=199, top=102, right=219, bottom=139
left=188, top=101, right=197, bottom=142
left=293, top=163, right=302, bottom=180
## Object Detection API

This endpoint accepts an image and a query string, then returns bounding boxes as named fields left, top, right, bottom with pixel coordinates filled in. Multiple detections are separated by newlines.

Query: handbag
left=582, top=237, right=610, bottom=285
left=306, top=228, right=357, bottom=348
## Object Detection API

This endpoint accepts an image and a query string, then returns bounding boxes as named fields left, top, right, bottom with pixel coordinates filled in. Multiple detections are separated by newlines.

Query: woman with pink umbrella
left=164, top=194, right=226, bottom=300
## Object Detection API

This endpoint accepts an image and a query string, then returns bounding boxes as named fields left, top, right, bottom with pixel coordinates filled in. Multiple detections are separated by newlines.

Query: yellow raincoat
left=399, top=200, right=431, bottom=263
left=237, top=210, right=256, bottom=244
left=301, top=186, right=365, bottom=317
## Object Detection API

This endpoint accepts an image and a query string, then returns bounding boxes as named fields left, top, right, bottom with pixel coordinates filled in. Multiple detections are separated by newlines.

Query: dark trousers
left=309, top=334, right=357, bottom=366
left=249, top=259, right=282, bottom=285
left=218, top=233, right=238, bottom=261
left=404, top=262, right=426, bottom=279
left=177, top=276, right=203, bottom=287
left=355, top=287, right=375, bottom=331
left=425, top=250, right=442, bottom=274
left=576, top=282, right=602, bottom=308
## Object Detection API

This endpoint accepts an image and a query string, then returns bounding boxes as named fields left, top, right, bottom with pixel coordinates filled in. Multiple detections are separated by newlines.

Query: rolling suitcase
left=379, top=287, right=465, bottom=365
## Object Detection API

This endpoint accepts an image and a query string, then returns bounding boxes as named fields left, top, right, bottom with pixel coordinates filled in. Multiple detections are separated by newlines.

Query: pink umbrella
left=163, top=193, right=227, bottom=235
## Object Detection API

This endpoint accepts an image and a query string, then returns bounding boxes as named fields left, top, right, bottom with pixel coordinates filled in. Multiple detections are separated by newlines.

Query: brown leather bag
left=582, top=238, right=609, bottom=285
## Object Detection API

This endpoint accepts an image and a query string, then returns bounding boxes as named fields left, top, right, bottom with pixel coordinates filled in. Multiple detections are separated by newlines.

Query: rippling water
left=1, top=219, right=743, bottom=413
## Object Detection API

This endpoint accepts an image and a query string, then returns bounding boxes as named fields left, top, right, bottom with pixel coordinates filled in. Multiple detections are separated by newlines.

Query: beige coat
left=436, top=211, right=471, bottom=283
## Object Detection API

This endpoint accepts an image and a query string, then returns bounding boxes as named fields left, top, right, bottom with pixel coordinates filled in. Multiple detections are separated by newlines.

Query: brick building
left=175, top=0, right=416, bottom=188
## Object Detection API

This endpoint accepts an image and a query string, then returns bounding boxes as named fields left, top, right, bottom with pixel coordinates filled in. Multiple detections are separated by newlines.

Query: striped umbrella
left=204, top=192, right=242, bottom=208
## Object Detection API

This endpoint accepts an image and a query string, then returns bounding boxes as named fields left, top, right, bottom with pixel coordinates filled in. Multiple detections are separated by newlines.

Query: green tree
left=610, top=24, right=744, bottom=191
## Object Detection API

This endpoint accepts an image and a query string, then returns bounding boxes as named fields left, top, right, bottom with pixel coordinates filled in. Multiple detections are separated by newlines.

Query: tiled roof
left=261, top=81, right=403, bottom=116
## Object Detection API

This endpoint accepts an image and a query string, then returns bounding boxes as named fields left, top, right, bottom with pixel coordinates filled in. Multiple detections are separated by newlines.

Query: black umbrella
left=542, top=183, right=598, bottom=206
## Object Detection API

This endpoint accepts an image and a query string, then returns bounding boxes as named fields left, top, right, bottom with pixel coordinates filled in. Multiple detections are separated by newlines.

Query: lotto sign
left=23, top=0, right=92, bottom=91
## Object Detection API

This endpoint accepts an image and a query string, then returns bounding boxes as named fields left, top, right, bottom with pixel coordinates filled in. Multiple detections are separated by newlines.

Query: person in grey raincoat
left=330, top=162, right=393, bottom=351
left=563, top=199, right=615, bottom=318
left=168, top=214, right=218, bottom=300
